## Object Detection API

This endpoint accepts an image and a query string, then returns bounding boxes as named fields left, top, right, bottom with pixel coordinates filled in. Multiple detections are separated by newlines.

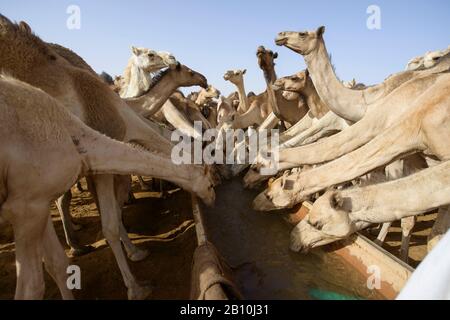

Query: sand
left=0, top=177, right=196, bottom=299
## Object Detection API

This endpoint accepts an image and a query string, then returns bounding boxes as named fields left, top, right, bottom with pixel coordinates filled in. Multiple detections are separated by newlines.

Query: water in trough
left=202, top=177, right=383, bottom=300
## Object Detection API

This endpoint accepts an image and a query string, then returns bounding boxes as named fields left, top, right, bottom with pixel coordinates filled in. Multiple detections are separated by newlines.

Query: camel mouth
left=275, top=37, right=287, bottom=46
left=271, top=84, right=282, bottom=91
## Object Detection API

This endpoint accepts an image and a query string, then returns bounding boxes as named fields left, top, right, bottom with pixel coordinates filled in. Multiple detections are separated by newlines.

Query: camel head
left=201, top=85, right=221, bottom=100
left=252, top=170, right=300, bottom=211
left=275, top=26, right=325, bottom=56
left=166, top=63, right=208, bottom=89
left=290, top=191, right=356, bottom=252
left=131, top=46, right=177, bottom=73
left=256, top=46, right=278, bottom=83
left=191, top=165, right=217, bottom=207
left=423, top=50, right=446, bottom=69
left=223, top=69, right=246, bottom=85
left=273, top=70, right=310, bottom=101
left=276, top=70, right=309, bottom=93
left=406, top=48, right=447, bottom=71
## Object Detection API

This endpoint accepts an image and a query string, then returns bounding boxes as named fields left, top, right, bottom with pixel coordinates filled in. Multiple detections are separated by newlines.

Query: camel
left=289, top=160, right=450, bottom=253
left=41, top=42, right=211, bottom=250
left=222, top=46, right=305, bottom=131
left=195, top=85, right=221, bottom=106
left=275, top=27, right=450, bottom=123
left=252, top=70, right=450, bottom=211
left=242, top=70, right=351, bottom=187
left=251, top=29, right=450, bottom=177
left=119, top=46, right=177, bottom=98
left=245, top=70, right=419, bottom=259
left=0, top=16, right=215, bottom=299
left=406, top=46, right=450, bottom=71
left=0, top=74, right=215, bottom=299
left=223, top=69, right=250, bottom=114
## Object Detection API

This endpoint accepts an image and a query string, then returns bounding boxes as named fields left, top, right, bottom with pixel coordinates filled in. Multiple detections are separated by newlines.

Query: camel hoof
left=128, top=248, right=150, bottom=262
left=128, top=285, right=153, bottom=300
left=70, top=245, right=95, bottom=257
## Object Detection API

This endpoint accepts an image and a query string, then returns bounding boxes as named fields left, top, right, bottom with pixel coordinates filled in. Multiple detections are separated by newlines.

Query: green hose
left=309, top=288, right=361, bottom=300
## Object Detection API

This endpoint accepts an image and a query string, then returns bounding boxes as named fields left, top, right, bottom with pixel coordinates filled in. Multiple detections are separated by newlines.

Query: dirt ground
left=0, top=177, right=196, bottom=300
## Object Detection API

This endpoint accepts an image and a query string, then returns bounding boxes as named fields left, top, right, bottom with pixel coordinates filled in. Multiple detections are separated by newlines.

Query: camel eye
left=308, top=219, right=323, bottom=231
left=299, top=32, right=307, bottom=37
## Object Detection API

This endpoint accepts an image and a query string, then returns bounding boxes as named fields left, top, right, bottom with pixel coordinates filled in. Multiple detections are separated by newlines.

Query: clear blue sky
left=1, top=0, right=449, bottom=95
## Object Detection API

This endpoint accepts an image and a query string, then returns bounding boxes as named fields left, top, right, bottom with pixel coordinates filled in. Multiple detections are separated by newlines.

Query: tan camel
left=119, top=46, right=177, bottom=98
left=290, top=160, right=450, bottom=253
left=0, top=74, right=215, bottom=299
left=223, top=69, right=249, bottom=113
left=252, top=46, right=450, bottom=178
left=275, top=27, right=450, bottom=123
left=406, top=46, right=450, bottom=71
left=0, top=16, right=215, bottom=299
left=229, top=46, right=306, bottom=129
left=195, top=85, right=221, bottom=106
left=252, top=70, right=450, bottom=211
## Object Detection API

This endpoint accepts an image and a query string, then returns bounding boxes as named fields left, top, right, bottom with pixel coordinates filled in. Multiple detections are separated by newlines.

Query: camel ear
left=243, top=69, right=247, bottom=74
left=273, top=52, right=278, bottom=59
left=131, top=46, right=140, bottom=56
left=330, top=192, right=344, bottom=209
left=19, top=21, right=31, bottom=33
left=316, top=26, right=325, bottom=37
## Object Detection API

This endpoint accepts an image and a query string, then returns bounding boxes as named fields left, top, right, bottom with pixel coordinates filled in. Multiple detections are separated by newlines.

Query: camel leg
left=93, top=174, right=152, bottom=300
left=55, top=190, right=93, bottom=256
left=42, top=216, right=74, bottom=300
left=279, top=112, right=315, bottom=143
left=6, top=200, right=48, bottom=299
left=113, top=175, right=150, bottom=262
left=281, top=112, right=346, bottom=149
left=375, top=222, right=392, bottom=245
left=400, top=216, right=416, bottom=263
left=427, top=206, right=450, bottom=252
left=137, top=175, right=150, bottom=191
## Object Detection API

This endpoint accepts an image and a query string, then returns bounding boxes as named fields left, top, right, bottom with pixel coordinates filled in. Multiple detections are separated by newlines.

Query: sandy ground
left=0, top=177, right=196, bottom=299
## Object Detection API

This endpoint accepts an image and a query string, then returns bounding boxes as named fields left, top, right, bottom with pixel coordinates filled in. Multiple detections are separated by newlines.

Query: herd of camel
left=0, top=12, right=449, bottom=300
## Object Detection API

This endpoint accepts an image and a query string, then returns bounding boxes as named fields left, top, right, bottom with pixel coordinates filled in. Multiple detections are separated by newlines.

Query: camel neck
left=265, top=69, right=277, bottom=85
left=235, top=80, right=249, bottom=113
left=129, top=73, right=178, bottom=118
left=303, top=78, right=329, bottom=118
left=304, top=40, right=366, bottom=122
